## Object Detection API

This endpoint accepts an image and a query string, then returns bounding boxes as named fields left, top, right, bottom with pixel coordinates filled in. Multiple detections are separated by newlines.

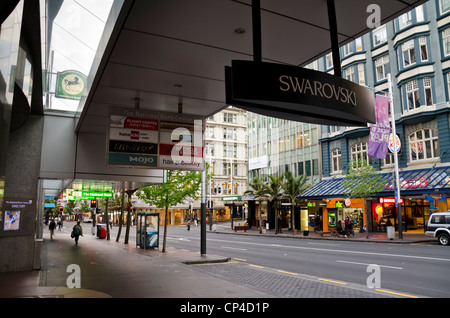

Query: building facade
left=302, top=1, right=450, bottom=235
left=132, top=106, right=248, bottom=224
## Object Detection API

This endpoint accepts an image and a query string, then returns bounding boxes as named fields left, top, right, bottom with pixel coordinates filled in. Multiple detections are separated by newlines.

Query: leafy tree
left=342, top=158, right=384, bottom=199
left=137, top=170, right=202, bottom=252
left=263, top=175, right=284, bottom=234
left=281, top=171, right=309, bottom=233
left=342, top=157, right=385, bottom=238
left=244, top=177, right=268, bottom=234
left=64, top=201, right=76, bottom=216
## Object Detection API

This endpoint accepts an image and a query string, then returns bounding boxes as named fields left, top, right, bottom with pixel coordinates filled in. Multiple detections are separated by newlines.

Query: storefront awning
left=300, top=166, right=450, bottom=199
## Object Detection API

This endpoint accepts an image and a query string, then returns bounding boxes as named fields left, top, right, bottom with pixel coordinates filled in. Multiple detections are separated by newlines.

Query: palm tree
left=281, top=171, right=310, bottom=234
left=263, top=175, right=284, bottom=234
left=244, top=177, right=267, bottom=234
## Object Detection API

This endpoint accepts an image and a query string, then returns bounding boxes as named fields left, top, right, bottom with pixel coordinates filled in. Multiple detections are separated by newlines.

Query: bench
left=234, top=225, right=250, bottom=232
left=318, top=231, right=331, bottom=237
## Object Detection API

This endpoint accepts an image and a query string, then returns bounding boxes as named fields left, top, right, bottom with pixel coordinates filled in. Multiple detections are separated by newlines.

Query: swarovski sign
left=226, top=60, right=375, bottom=126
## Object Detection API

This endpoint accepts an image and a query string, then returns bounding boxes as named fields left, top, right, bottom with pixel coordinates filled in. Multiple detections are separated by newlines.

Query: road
left=78, top=221, right=450, bottom=298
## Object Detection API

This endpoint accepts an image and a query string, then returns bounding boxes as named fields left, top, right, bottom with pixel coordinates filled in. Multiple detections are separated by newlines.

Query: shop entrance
left=403, top=200, right=430, bottom=233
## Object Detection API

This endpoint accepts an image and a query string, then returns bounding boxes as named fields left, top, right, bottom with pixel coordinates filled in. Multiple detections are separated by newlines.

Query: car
left=425, top=212, right=450, bottom=246
left=83, top=217, right=93, bottom=223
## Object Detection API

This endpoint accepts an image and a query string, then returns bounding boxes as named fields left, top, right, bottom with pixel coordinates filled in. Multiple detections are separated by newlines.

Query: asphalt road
left=80, top=221, right=450, bottom=298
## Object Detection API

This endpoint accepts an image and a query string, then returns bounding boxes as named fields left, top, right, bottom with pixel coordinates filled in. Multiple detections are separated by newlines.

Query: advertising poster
left=107, top=107, right=204, bottom=171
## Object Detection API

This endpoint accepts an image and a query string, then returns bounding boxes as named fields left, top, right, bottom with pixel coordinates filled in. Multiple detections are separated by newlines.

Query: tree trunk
left=105, top=198, right=110, bottom=240
left=163, top=205, right=169, bottom=252
left=258, top=199, right=262, bottom=234
left=116, top=187, right=125, bottom=242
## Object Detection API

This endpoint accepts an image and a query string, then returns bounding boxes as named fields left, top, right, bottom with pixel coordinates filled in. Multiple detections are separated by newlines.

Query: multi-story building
left=133, top=106, right=248, bottom=224
left=246, top=112, right=321, bottom=229
left=301, top=1, right=450, bottom=236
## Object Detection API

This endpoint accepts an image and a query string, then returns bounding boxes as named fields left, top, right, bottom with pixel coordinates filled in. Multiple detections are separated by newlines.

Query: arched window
left=409, top=129, right=439, bottom=161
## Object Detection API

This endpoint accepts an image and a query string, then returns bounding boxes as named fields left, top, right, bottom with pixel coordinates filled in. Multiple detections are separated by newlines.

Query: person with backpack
left=49, top=219, right=56, bottom=239
left=72, top=221, right=83, bottom=245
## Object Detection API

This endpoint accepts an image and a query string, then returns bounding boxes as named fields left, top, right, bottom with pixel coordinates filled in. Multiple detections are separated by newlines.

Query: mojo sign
left=226, top=60, right=375, bottom=126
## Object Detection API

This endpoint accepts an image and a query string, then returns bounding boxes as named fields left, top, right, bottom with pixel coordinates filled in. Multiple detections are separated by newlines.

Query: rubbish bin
left=387, top=226, right=395, bottom=240
left=97, top=224, right=107, bottom=239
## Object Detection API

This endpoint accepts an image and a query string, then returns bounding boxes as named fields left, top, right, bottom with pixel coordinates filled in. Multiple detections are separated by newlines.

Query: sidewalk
left=0, top=222, right=269, bottom=299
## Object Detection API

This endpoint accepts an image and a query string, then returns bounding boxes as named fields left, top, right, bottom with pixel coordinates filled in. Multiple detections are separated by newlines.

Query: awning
left=300, top=166, right=450, bottom=199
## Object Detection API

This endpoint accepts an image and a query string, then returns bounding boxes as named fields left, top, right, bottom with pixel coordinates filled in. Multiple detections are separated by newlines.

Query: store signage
left=335, top=201, right=344, bottom=208
left=221, top=196, right=242, bottom=201
left=107, top=107, right=204, bottom=171
left=425, top=195, right=446, bottom=201
left=388, top=133, right=401, bottom=153
left=56, top=70, right=86, bottom=100
left=226, top=60, right=375, bottom=126
left=379, top=197, right=403, bottom=204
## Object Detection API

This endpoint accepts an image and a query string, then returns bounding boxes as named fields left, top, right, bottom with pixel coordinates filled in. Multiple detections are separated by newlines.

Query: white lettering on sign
left=279, top=75, right=357, bottom=106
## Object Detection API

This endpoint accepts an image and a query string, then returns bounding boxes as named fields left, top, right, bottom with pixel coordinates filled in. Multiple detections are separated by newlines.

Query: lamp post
left=388, top=74, right=402, bottom=239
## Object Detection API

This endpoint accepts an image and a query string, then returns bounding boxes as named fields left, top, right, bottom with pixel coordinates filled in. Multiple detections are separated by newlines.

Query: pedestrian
left=57, top=218, right=63, bottom=231
left=186, top=219, right=191, bottom=231
left=277, top=215, right=282, bottom=233
left=336, top=220, right=347, bottom=237
left=72, top=221, right=83, bottom=245
left=345, top=217, right=355, bottom=237
left=49, top=219, right=56, bottom=239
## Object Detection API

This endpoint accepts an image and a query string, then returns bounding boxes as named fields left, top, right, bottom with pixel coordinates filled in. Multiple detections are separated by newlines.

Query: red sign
left=159, top=144, right=203, bottom=157
left=124, top=117, right=158, bottom=130
left=379, top=197, right=403, bottom=204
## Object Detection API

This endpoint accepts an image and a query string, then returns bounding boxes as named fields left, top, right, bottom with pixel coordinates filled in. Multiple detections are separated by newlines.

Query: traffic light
left=59, top=206, right=64, bottom=213
left=90, top=199, right=97, bottom=208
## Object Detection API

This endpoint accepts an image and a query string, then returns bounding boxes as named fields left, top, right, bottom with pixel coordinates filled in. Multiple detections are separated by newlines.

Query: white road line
left=221, top=246, right=247, bottom=251
left=336, top=260, right=403, bottom=270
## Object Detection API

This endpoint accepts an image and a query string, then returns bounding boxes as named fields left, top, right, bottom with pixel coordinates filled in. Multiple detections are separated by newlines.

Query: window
left=223, top=143, right=237, bottom=158
left=223, top=112, right=237, bottom=123
left=442, top=28, right=450, bottom=57
left=383, top=152, right=395, bottom=166
left=351, top=142, right=372, bottom=165
left=205, top=143, right=214, bottom=156
left=358, top=63, right=365, bottom=85
left=424, top=77, right=433, bottom=106
left=419, top=36, right=428, bottom=61
left=409, top=129, right=439, bottom=161
left=206, top=126, right=215, bottom=138
left=416, top=5, right=424, bottom=22
left=345, top=65, right=355, bottom=82
left=402, top=39, right=416, bottom=67
left=430, top=214, right=450, bottom=224
left=223, top=128, right=237, bottom=140
left=375, top=55, right=390, bottom=81
left=355, top=37, right=363, bottom=51
left=326, top=53, right=333, bottom=69
left=373, top=25, right=387, bottom=46
left=406, top=79, right=420, bottom=110
left=331, top=148, right=342, bottom=173
left=343, top=43, right=352, bottom=56
left=398, top=11, right=413, bottom=30
left=440, top=0, right=450, bottom=15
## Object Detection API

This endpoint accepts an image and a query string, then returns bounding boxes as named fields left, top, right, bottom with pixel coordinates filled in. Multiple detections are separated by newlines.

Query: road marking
left=375, top=289, right=419, bottom=298
left=233, top=258, right=247, bottom=262
left=249, top=264, right=264, bottom=269
left=221, top=246, right=247, bottom=251
left=278, top=270, right=298, bottom=276
left=336, top=260, right=403, bottom=270
left=318, top=278, right=347, bottom=285
left=203, top=237, right=450, bottom=263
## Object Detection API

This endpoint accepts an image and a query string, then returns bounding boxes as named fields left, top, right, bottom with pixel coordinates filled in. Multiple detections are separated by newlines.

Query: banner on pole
left=368, top=95, right=390, bottom=159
